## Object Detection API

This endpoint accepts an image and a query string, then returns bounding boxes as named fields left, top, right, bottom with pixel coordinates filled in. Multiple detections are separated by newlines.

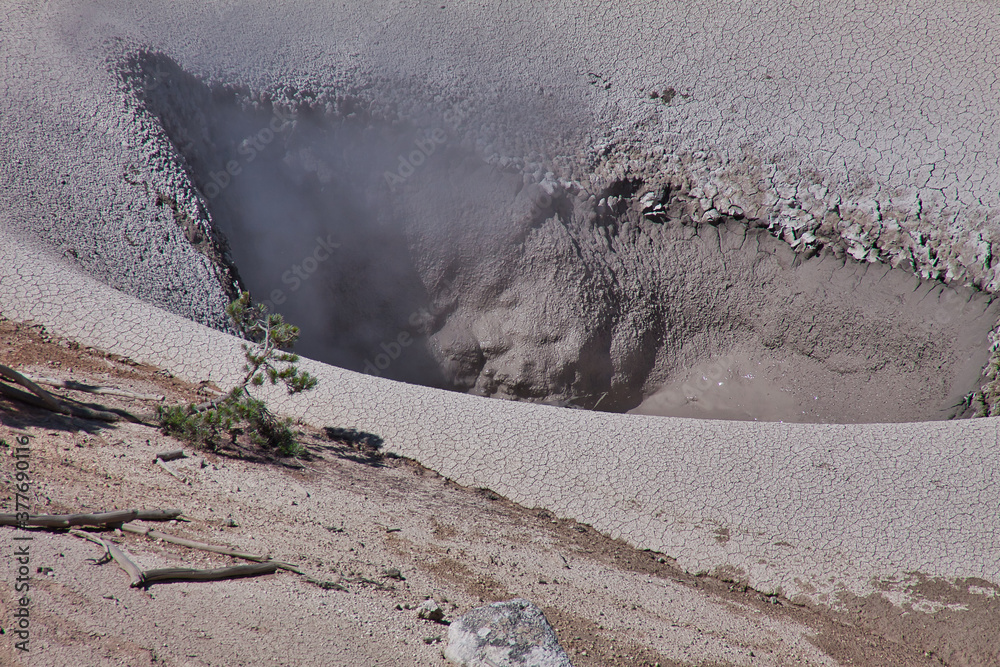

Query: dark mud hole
left=125, top=54, right=999, bottom=424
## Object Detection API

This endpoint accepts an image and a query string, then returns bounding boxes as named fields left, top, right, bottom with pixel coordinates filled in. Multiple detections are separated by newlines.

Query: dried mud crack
left=0, top=319, right=965, bottom=667
left=4, top=4, right=1000, bottom=665
left=118, top=53, right=1000, bottom=424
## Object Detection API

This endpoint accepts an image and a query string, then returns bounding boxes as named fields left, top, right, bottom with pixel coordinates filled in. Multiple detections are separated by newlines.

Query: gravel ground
left=0, top=320, right=957, bottom=666
left=3, top=2, right=1000, bottom=665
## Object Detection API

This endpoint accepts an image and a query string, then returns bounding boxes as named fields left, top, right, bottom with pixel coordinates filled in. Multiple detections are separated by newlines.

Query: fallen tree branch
left=0, top=380, right=122, bottom=422
left=57, top=393, right=151, bottom=424
left=191, top=395, right=230, bottom=414
left=198, top=383, right=225, bottom=396
left=0, top=363, right=64, bottom=411
left=0, top=365, right=151, bottom=423
left=70, top=528, right=112, bottom=557
left=69, top=530, right=277, bottom=586
left=155, top=449, right=187, bottom=462
left=55, top=391, right=153, bottom=424
left=118, top=523, right=342, bottom=589
left=69, top=529, right=144, bottom=586
left=0, top=509, right=183, bottom=528
left=136, top=562, right=278, bottom=586
left=121, top=523, right=266, bottom=560
left=20, top=373, right=165, bottom=401
left=155, top=458, right=189, bottom=484
left=21, top=512, right=335, bottom=590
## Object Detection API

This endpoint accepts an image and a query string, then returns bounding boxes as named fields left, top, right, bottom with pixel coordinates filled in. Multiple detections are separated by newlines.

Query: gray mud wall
left=114, top=53, right=999, bottom=423
left=4, top=2, right=1000, bottom=422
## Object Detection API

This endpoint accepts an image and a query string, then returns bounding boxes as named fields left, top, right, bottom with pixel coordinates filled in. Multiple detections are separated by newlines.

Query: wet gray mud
left=123, top=53, right=999, bottom=423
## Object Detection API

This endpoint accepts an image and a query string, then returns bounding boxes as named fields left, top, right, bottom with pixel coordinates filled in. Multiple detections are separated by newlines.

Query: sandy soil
left=0, top=318, right=974, bottom=666
left=3, top=3, right=1000, bottom=665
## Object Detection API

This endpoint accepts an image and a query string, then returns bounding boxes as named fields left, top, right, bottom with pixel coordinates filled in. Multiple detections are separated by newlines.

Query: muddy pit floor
left=0, top=318, right=982, bottom=666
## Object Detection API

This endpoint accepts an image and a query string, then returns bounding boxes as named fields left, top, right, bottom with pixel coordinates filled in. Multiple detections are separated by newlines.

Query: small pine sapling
left=157, top=292, right=318, bottom=456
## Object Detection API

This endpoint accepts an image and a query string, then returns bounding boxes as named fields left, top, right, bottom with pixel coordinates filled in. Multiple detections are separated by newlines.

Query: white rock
left=444, top=599, right=572, bottom=667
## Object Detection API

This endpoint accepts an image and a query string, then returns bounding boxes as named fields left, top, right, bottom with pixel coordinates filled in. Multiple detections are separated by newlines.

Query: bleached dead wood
left=0, top=509, right=183, bottom=528
left=20, top=373, right=165, bottom=401
left=137, top=563, right=278, bottom=586
left=69, top=529, right=144, bottom=586
left=0, top=364, right=147, bottom=422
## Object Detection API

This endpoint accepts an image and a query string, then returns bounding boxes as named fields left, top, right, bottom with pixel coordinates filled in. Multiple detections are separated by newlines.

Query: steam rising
left=130, top=54, right=512, bottom=388
left=125, top=53, right=1000, bottom=423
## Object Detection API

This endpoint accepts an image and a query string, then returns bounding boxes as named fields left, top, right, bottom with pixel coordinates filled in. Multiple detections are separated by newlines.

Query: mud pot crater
left=122, top=53, right=1000, bottom=424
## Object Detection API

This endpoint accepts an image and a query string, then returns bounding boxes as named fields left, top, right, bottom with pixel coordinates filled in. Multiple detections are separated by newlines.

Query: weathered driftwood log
left=0, top=363, right=64, bottom=411
left=155, top=458, right=188, bottom=484
left=0, top=509, right=183, bottom=528
left=0, top=364, right=155, bottom=423
left=121, top=524, right=265, bottom=560
left=120, top=523, right=303, bottom=574
left=69, top=529, right=144, bottom=586
left=136, top=562, right=278, bottom=586
left=69, top=529, right=278, bottom=586
left=14, top=510, right=332, bottom=590
left=0, top=377, right=121, bottom=421
left=20, top=373, right=165, bottom=401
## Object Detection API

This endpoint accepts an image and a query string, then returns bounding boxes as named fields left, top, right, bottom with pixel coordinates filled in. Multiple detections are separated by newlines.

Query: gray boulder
left=444, top=598, right=573, bottom=667
left=418, top=598, right=446, bottom=622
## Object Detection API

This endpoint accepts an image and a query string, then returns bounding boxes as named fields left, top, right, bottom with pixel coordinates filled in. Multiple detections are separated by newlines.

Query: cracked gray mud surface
left=2, top=227, right=999, bottom=666
left=5, top=0, right=1000, bottom=310
left=0, top=321, right=957, bottom=666
left=113, top=51, right=998, bottom=421
left=2, top=1, right=1000, bottom=665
